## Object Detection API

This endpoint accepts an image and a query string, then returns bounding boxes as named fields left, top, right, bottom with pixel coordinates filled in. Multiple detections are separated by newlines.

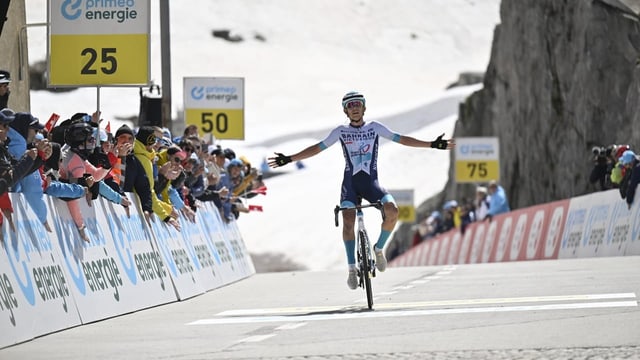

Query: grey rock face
left=454, top=0, right=640, bottom=209
left=390, top=0, right=640, bottom=256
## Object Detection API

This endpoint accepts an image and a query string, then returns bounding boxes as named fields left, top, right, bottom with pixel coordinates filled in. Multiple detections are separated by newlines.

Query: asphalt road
left=2, top=256, right=639, bottom=360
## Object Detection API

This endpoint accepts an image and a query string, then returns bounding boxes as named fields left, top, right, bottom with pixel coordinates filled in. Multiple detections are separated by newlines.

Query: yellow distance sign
left=455, top=160, right=500, bottom=183
left=388, top=189, right=415, bottom=223
left=185, top=109, right=245, bottom=140
left=49, top=34, right=149, bottom=86
left=397, top=204, right=416, bottom=223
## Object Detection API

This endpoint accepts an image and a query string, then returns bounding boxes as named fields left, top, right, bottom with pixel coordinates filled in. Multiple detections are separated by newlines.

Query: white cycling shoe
left=347, top=268, right=358, bottom=290
left=375, top=247, right=387, bottom=272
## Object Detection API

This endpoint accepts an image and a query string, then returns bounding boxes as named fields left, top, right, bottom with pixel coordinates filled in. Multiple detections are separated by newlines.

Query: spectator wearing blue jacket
left=7, top=112, right=51, bottom=231
left=485, top=180, right=510, bottom=222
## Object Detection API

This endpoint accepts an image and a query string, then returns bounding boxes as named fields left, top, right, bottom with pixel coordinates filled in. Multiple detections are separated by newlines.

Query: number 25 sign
left=48, top=0, right=150, bottom=86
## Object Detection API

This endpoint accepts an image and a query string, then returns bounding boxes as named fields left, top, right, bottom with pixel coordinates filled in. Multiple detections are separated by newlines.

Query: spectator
left=172, top=124, right=199, bottom=144
left=485, top=180, right=511, bottom=222
left=460, top=202, right=475, bottom=234
left=42, top=142, right=92, bottom=205
left=0, top=70, right=10, bottom=109
left=0, top=110, right=50, bottom=237
left=113, top=124, right=154, bottom=223
left=619, top=150, right=640, bottom=209
left=133, top=126, right=180, bottom=230
left=474, top=186, right=491, bottom=221
left=156, top=145, right=196, bottom=222
left=59, top=121, right=111, bottom=241
left=442, top=200, right=460, bottom=232
left=217, top=158, right=246, bottom=222
left=610, top=145, right=630, bottom=188
left=7, top=112, right=54, bottom=232
left=589, top=144, right=616, bottom=191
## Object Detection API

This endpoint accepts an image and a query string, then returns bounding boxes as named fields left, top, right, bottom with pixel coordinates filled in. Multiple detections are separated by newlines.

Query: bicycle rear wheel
left=358, top=229, right=374, bottom=310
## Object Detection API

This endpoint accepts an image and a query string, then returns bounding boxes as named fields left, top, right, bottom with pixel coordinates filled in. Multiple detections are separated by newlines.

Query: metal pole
left=160, top=0, right=172, bottom=132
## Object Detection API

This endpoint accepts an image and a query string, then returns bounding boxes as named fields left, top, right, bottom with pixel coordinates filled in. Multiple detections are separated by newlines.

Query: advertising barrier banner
left=0, top=191, right=255, bottom=348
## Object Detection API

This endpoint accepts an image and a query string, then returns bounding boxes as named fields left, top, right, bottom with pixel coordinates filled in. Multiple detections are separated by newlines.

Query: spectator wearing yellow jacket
left=133, top=126, right=180, bottom=231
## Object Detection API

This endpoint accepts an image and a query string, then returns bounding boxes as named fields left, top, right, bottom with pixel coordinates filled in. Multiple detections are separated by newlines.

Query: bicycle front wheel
left=359, top=229, right=374, bottom=310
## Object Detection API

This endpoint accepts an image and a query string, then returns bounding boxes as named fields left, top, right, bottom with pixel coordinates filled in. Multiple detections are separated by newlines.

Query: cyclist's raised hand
left=268, top=152, right=292, bottom=168
left=430, top=133, right=455, bottom=150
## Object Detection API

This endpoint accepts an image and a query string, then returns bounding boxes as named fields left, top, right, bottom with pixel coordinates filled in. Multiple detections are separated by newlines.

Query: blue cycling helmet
left=342, top=91, right=366, bottom=108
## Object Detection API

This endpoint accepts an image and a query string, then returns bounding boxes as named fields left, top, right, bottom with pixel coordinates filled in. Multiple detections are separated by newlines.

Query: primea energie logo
left=61, top=0, right=139, bottom=23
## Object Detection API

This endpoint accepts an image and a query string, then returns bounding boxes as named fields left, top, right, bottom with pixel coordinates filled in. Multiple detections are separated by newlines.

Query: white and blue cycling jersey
left=319, top=121, right=400, bottom=205
left=320, top=121, right=400, bottom=177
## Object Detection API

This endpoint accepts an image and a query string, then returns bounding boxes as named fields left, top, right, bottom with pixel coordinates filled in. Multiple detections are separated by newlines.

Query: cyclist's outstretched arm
left=398, top=133, right=455, bottom=150
left=268, top=143, right=323, bottom=168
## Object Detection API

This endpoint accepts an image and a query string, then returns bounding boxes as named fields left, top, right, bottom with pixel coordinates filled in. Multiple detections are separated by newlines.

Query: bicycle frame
left=334, top=201, right=385, bottom=309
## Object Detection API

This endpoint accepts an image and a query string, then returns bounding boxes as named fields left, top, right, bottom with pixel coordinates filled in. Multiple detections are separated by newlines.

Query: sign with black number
left=388, top=189, right=415, bottom=223
left=183, top=77, right=245, bottom=140
left=48, top=0, right=150, bottom=86
left=454, top=137, right=500, bottom=183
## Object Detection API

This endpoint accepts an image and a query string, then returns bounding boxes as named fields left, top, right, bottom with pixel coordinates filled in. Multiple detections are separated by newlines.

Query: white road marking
left=393, top=285, right=415, bottom=290
left=376, top=291, right=398, bottom=296
left=236, top=334, right=276, bottom=343
left=213, top=292, right=637, bottom=317
left=276, top=323, right=307, bottom=330
left=435, top=271, right=452, bottom=275
left=189, top=300, right=637, bottom=325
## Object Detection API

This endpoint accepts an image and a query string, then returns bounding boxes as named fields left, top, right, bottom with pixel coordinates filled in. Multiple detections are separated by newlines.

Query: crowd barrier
left=0, top=192, right=255, bottom=348
left=390, top=188, right=640, bottom=267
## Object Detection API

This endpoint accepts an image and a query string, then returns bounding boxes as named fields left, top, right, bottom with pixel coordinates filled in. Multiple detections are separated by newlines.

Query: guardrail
left=0, top=192, right=255, bottom=348
left=391, top=188, right=640, bottom=267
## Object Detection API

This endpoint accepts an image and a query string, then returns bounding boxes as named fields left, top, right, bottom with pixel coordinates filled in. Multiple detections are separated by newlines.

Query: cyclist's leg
left=359, top=178, right=399, bottom=250
left=341, top=177, right=358, bottom=265
left=360, top=178, right=398, bottom=272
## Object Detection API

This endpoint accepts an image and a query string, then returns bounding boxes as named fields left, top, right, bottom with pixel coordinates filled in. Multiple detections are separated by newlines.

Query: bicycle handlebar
left=334, top=201, right=386, bottom=227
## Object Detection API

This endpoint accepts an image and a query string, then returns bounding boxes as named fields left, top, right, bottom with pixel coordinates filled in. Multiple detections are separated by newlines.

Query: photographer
left=589, top=145, right=616, bottom=191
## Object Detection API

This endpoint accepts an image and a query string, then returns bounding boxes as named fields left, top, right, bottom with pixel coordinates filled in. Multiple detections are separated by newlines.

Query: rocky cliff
left=391, top=0, right=640, bottom=255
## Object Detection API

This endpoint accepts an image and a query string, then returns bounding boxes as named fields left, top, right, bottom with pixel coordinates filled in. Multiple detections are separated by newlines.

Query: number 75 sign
left=48, top=0, right=150, bottom=86
left=454, top=137, right=500, bottom=183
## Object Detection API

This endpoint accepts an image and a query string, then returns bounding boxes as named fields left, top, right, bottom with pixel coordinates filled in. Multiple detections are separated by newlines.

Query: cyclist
left=269, top=91, right=454, bottom=289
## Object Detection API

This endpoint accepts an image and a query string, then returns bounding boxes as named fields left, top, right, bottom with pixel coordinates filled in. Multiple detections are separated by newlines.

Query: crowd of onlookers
left=0, top=69, right=264, bottom=242
left=405, top=142, right=640, bottom=251
left=409, top=180, right=511, bottom=248
left=589, top=143, right=640, bottom=209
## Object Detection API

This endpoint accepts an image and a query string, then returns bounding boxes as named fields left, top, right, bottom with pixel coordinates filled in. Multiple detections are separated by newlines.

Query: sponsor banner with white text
left=1, top=191, right=255, bottom=348
left=48, top=195, right=178, bottom=324
left=0, top=194, right=82, bottom=347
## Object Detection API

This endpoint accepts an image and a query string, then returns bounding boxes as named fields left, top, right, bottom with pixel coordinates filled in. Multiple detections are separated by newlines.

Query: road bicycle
left=334, top=200, right=385, bottom=310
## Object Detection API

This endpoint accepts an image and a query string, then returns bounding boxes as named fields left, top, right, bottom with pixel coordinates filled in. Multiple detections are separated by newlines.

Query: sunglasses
left=183, top=147, right=195, bottom=153
left=346, top=100, right=363, bottom=109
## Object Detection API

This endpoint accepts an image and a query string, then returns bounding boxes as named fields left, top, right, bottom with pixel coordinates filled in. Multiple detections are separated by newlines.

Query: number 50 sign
left=184, top=77, right=245, bottom=140
left=454, top=137, right=500, bottom=183
left=48, top=0, right=150, bottom=86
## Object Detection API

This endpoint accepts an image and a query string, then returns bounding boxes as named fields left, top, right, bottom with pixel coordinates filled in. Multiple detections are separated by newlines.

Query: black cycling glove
left=273, top=153, right=292, bottom=167
left=430, top=133, right=448, bottom=150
